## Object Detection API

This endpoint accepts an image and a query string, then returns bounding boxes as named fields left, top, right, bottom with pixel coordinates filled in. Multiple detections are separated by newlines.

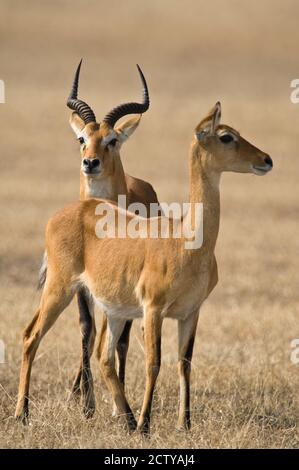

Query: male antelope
left=15, top=102, right=273, bottom=433
left=40, top=60, right=159, bottom=418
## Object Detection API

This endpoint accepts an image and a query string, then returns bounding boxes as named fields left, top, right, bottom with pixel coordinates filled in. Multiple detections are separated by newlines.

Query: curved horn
left=102, top=64, right=150, bottom=128
left=67, top=59, right=96, bottom=125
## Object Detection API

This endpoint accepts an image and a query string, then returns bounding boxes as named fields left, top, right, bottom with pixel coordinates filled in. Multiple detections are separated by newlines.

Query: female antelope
left=15, top=102, right=272, bottom=432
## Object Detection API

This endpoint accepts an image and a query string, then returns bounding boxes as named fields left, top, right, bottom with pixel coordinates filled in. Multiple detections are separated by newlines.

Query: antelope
left=15, top=102, right=273, bottom=433
left=39, top=60, right=160, bottom=418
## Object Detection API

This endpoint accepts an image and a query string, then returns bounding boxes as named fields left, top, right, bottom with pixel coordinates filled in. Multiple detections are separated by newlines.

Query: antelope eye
left=78, top=137, right=85, bottom=145
left=219, top=134, right=234, bottom=144
left=108, top=138, right=118, bottom=147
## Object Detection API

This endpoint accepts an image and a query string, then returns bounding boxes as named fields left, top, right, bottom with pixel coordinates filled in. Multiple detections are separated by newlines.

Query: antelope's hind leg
left=70, top=288, right=96, bottom=418
left=15, top=280, right=75, bottom=424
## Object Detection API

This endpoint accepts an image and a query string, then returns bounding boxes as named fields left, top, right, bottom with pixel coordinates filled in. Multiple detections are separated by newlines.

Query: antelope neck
left=187, top=142, right=221, bottom=255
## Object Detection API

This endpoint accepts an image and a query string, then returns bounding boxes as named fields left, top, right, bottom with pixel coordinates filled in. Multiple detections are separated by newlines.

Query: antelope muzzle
left=252, top=155, right=273, bottom=176
left=82, top=158, right=101, bottom=175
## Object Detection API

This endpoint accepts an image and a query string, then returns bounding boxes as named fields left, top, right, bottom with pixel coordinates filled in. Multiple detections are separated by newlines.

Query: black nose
left=83, top=158, right=100, bottom=169
left=91, top=158, right=100, bottom=168
left=264, top=156, right=273, bottom=167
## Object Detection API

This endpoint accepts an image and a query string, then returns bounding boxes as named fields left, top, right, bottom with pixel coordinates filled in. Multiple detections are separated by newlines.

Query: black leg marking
left=116, top=320, right=133, bottom=387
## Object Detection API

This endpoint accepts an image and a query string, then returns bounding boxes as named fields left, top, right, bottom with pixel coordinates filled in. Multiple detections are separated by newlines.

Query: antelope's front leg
left=137, top=306, right=163, bottom=434
left=99, top=317, right=136, bottom=431
left=177, top=311, right=199, bottom=430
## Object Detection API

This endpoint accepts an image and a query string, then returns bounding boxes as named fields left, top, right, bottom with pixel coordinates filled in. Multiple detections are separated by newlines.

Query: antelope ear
left=69, top=112, right=85, bottom=137
left=115, top=115, right=141, bottom=144
left=196, top=102, right=221, bottom=141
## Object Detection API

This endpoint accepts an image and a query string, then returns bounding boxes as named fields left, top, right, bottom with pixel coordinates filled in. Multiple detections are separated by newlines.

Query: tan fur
left=15, top=103, right=272, bottom=432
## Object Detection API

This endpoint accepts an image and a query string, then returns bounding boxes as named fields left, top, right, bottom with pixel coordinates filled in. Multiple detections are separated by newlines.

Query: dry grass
left=0, top=0, right=298, bottom=448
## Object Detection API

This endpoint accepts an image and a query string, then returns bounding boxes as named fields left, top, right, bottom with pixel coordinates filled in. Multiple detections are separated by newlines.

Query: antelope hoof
left=68, top=388, right=81, bottom=403
left=83, top=395, right=96, bottom=419
left=137, top=420, right=150, bottom=436
left=126, top=414, right=137, bottom=433
left=15, top=409, right=29, bottom=426
left=176, top=418, right=191, bottom=431
left=83, top=404, right=95, bottom=419
left=112, top=403, right=121, bottom=418
left=176, top=423, right=191, bottom=432
left=69, top=376, right=82, bottom=402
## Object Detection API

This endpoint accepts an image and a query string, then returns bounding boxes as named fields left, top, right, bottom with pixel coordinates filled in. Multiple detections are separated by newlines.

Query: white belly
left=95, top=298, right=143, bottom=320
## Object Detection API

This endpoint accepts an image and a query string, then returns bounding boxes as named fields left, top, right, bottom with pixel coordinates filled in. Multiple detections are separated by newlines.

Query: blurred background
left=0, top=0, right=298, bottom=448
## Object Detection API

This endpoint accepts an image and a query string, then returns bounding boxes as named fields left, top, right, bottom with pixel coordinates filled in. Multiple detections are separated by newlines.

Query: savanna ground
left=0, top=0, right=298, bottom=449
